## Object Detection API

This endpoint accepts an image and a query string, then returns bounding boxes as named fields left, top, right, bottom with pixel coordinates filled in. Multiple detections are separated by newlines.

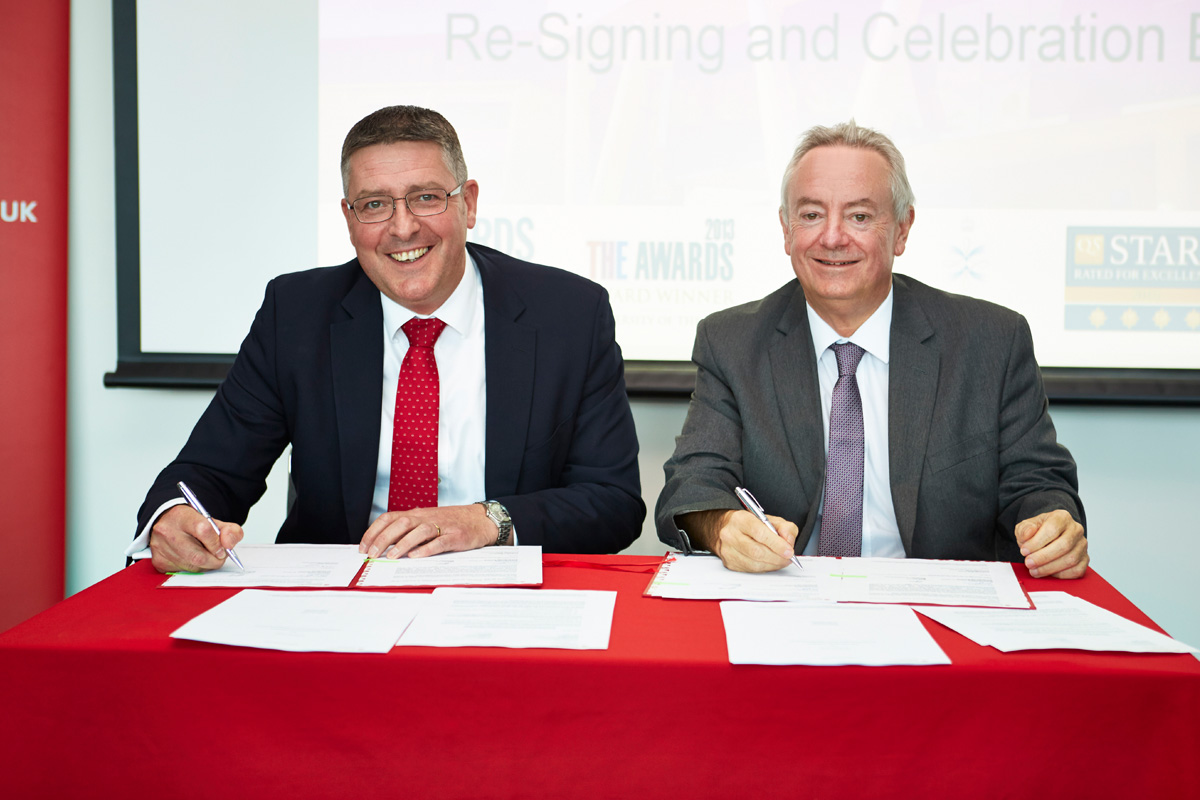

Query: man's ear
left=780, top=207, right=792, bottom=256
left=462, top=179, right=480, bottom=229
left=893, top=206, right=915, bottom=256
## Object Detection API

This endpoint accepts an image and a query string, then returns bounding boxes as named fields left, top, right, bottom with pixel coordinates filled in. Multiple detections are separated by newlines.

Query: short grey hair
left=340, top=105, right=468, bottom=195
left=779, top=120, right=915, bottom=223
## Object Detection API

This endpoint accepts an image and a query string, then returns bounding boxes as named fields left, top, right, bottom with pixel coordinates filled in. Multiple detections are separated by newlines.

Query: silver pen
left=176, top=481, right=246, bottom=572
left=734, top=486, right=803, bottom=570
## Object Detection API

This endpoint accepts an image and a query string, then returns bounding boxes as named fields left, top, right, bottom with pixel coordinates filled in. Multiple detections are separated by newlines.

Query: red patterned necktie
left=388, top=317, right=447, bottom=512
left=819, top=342, right=866, bottom=557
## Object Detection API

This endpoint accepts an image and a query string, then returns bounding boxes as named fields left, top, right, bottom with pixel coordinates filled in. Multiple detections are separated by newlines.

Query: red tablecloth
left=1, top=556, right=1196, bottom=799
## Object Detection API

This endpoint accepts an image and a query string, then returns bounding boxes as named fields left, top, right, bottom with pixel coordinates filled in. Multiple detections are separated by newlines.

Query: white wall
left=1051, top=406, right=1200, bottom=647
left=67, top=0, right=293, bottom=591
left=68, top=1, right=1199, bottom=648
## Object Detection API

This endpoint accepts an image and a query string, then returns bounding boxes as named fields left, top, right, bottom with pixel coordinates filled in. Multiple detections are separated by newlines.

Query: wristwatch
left=477, top=501, right=512, bottom=546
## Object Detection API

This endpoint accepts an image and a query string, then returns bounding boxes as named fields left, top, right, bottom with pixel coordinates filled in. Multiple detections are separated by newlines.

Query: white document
left=720, top=601, right=951, bottom=666
left=648, top=555, right=1029, bottom=608
left=170, top=589, right=429, bottom=653
left=356, top=546, right=542, bottom=587
left=397, top=587, right=616, bottom=650
left=916, top=591, right=1200, bottom=654
left=647, top=554, right=824, bottom=601
left=818, top=557, right=1031, bottom=608
left=160, top=544, right=367, bottom=588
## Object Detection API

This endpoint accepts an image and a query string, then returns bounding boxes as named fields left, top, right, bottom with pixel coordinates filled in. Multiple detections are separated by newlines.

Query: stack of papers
left=164, top=545, right=604, bottom=653
left=171, top=590, right=428, bottom=653
left=916, top=592, right=1199, bottom=654
left=170, top=586, right=615, bottom=653
left=161, top=544, right=542, bottom=588
left=397, top=588, right=617, bottom=650
left=720, top=601, right=950, bottom=666
left=648, top=554, right=1030, bottom=608
left=161, top=544, right=368, bottom=588
left=358, top=547, right=542, bottom=587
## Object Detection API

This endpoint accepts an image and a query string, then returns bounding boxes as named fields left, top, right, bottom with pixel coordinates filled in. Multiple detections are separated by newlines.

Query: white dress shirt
left=800, top=288, right=905, bottom=558
left=371, top=255, right=487, bottom=519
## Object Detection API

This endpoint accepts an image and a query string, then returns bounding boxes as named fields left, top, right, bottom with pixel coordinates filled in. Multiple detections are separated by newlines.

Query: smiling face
left=341, top=141, right=478, bottom=314
left=780, top=145, right=914, bottom=336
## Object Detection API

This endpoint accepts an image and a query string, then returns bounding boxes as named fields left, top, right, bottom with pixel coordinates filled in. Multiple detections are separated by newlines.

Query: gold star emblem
left=1187, top=309, right=1200, bottom=330
left=1153, top=309, right=1171, bottom=329
left=1121, top=308, right=1139, bottom=329
left=1089, top=308, right=1107, bottom=328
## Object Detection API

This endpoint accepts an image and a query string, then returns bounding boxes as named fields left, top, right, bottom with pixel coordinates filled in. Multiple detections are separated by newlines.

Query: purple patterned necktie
left=819, top=342, right=866, bottom=558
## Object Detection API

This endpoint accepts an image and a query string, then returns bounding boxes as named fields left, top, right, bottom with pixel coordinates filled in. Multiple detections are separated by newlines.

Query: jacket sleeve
left=133, top=279, right=291, bottom=536
left=494, top=287, right=645, bottom=554
left=654, top=316, right=747, bottom=551
left=994, top=316, right=1085, bottom=537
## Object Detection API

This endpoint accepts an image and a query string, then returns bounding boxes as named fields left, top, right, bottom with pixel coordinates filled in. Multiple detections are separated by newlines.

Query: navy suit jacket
left=137, top=244, right=645, bottom=553
left=656, top=274, right=1083, bottom=562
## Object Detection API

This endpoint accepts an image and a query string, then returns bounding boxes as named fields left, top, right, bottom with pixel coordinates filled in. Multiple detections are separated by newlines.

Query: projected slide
left=316, top=0, right=1200, bottom=369
left=131, top=0, right=1199, bottom=375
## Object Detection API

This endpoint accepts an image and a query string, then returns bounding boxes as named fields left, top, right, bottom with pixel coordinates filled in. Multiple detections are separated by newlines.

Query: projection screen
left=109, top=0, right=1200, bottom=400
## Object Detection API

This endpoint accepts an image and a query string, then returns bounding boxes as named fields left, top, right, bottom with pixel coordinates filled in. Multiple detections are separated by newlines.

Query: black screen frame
left=104, top=0, right=1200, bottom=404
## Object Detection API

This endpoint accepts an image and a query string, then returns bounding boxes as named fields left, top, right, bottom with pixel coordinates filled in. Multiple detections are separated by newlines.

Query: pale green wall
left=67, top=1, right=1199, bottom=650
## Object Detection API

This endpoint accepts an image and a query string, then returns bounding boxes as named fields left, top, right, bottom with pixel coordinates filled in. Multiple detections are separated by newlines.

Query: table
left=1, top=555, right=1197, bottom=799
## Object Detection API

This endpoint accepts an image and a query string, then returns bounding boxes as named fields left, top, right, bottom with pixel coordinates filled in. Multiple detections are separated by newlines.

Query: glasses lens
left=406, top=189, right=448, bottom=217
left=354, top=197, right=393, bottom=223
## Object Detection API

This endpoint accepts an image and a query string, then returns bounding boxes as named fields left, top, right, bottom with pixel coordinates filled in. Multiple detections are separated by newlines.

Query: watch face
left=482, top=501, right=509, bottom=531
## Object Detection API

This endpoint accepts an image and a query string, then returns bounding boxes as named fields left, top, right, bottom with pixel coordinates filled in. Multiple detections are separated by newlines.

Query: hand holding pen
left=177, top=481, right=246, bottom=572
left=735, top=486, right=803, bottom=571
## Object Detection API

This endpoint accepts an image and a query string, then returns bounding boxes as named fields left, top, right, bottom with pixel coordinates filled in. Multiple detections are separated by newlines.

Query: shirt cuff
left=125, top=498, right=187, bottom=559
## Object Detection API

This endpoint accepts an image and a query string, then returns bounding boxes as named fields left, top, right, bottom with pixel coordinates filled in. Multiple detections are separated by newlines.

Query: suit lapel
left=768, top=284, right=825, bottom=540
left=888, top=276, right=939, bottom=554
left=477, top=248, right=536, bottom=498
left=331, top=265, right=385, bottom=541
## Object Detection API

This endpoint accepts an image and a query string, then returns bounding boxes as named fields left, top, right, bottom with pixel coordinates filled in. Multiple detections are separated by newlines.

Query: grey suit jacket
left=655, top=274, right=1083, bottom=562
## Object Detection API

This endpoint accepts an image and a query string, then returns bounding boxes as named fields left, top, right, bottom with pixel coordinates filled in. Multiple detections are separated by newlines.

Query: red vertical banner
left=0, top=0, right=69, bottom=631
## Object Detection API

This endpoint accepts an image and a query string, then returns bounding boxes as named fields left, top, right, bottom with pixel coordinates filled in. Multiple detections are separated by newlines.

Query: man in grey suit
left=655, top=121, right=1088, bottom=578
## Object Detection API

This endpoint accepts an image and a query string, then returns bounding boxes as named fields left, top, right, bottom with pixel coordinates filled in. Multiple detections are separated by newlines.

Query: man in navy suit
left=134, top=106, right=644, bottom=572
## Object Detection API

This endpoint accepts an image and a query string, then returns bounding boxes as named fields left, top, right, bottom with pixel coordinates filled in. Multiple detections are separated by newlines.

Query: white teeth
left=390, top=247, right=429, bottom=263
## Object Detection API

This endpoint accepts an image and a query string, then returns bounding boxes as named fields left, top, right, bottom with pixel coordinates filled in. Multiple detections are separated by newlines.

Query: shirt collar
left=806, top=283, right=894, bottom=365
left=380, top=249, right=481, bottom=339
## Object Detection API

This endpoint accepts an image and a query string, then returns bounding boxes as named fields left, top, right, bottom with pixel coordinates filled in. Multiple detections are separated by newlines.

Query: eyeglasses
left=347, top=183, right=465, bottom=223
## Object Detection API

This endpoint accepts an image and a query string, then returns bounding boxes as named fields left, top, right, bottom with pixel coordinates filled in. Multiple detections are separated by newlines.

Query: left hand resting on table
left=1015, top=509, right=1088, bottom=579
left=358, top=503, right=503, bottom=559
